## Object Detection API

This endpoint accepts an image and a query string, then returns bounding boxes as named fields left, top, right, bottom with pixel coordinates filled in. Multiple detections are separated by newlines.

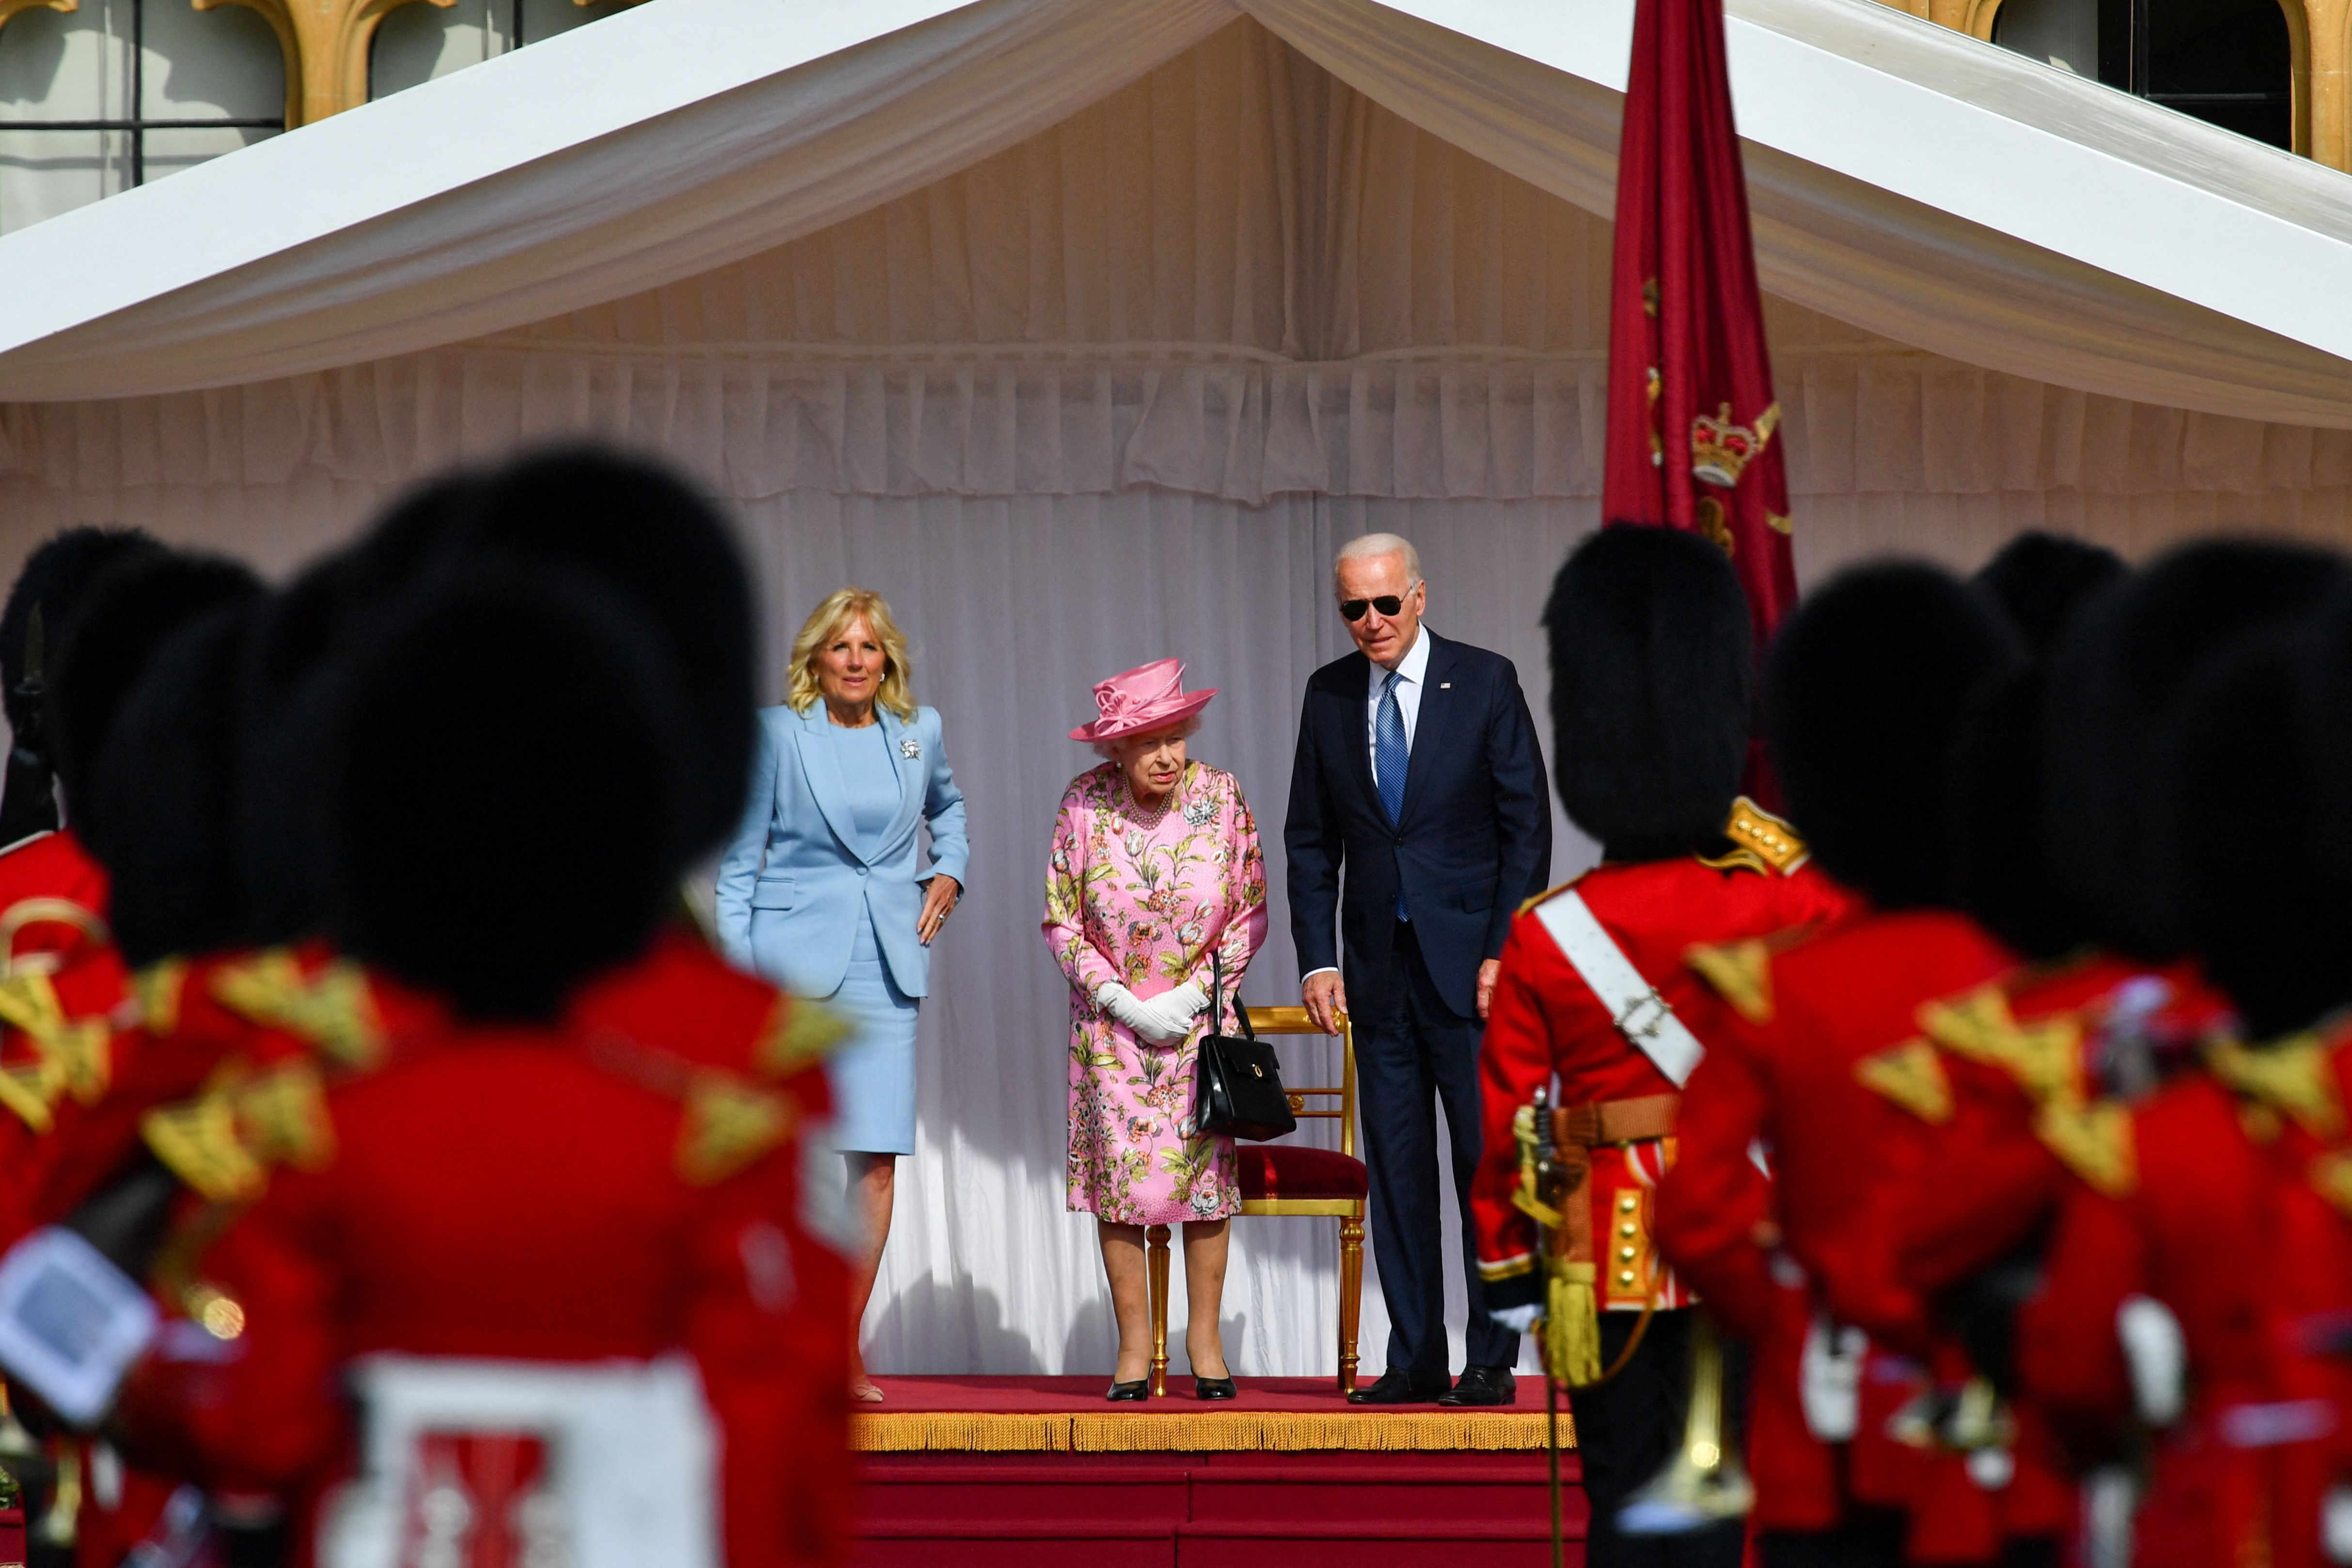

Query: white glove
left=1492, top=1303, right=1542, bottom=1334
left=2117, top=1293, right=2185, bottom=1428
left=1141, top=981, right=1208, bottom=1041
left=1095, top=983, right=1182, bottom=1046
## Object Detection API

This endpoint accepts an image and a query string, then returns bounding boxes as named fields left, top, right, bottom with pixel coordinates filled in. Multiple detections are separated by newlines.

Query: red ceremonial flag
left=1602, top=0, right=1797, bottom=656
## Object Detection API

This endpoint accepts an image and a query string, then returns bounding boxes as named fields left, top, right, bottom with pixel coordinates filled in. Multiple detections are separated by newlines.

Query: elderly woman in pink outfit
left=1043, top=659, right=1269, bottom=1403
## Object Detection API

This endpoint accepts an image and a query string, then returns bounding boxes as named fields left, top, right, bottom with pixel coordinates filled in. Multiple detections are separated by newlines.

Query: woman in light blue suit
left=715, top=587, right=968, bottom=1403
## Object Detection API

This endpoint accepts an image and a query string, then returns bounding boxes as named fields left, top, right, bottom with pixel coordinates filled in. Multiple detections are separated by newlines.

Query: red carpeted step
left=1187, top=1457, right=1574, bottom=1525
left=853, top=1520, right=1176, bottom=1568
left=1177, top=1520, right=1578, bottom=1568
left=860, top=1457, right=1192, bottom=1525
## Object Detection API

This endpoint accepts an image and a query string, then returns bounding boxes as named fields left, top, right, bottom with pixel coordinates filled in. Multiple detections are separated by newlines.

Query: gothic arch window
left=368, top=0, right=632, bottom=102
left=1992, top=0, right=2299, bottom=150
left=0, top=0, right=283, bottom=233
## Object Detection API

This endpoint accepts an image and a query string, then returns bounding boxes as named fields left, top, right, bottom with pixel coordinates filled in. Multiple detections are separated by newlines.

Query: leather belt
left=1543, top=1093, right=1680, bottom=1271
left=1553, top=1093, right=1678, bottom=1151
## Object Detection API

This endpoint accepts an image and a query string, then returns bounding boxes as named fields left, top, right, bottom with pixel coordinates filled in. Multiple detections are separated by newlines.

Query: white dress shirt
left=1365, top=624, right=1430, bottom=790
left=1304, top=627, right=1433, bottom=983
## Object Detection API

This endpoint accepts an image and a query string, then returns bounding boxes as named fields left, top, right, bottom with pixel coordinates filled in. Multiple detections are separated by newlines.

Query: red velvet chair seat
left=1235, top=1144, right=1369, bottom=1202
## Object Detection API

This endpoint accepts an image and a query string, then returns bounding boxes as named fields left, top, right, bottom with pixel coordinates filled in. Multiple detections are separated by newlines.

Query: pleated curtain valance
left=8, top=345, right=2352, bottom=507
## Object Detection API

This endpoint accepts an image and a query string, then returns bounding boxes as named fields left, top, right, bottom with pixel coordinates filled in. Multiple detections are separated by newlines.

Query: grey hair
left=1093, top=713, right=1205, bottom=761
left=1336, top=532, right=1423, bottom=586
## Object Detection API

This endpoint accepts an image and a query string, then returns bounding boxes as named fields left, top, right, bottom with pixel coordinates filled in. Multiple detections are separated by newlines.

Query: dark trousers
left=1760, top=1519, right=2056, bottom=1568
left=1574, top=1311, right=1745, bottom=1568
left=1354, top=921, right=1515, bottom=1375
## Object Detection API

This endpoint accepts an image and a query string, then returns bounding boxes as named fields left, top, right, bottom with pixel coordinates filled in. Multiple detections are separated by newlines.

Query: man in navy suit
left=1286, top=533, right=1552, bottom=1406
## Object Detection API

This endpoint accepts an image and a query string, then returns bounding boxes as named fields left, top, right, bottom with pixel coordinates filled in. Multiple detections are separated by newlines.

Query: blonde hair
left=786, top=588, right=916, bottom=722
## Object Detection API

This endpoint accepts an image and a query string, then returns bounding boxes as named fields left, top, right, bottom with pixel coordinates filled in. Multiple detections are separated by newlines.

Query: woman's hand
left=1097, top=983, right=1172, bottom=1044
left=917, top=875, right=962, bottom=945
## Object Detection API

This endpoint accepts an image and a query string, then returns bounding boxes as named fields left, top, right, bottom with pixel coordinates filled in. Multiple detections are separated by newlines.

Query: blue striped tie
left=1376, top=668, right=1409, bottom=920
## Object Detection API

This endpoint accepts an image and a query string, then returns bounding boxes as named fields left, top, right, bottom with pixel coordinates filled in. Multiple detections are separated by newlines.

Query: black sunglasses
left=1339, top=595, right=1407, bottom=622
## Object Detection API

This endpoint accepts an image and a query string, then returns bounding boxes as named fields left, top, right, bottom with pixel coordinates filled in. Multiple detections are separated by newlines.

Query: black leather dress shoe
left=1346, top=1368, right=1450, bottom=1405
left=1438, top=1365, right=1519, bottom=1407
left=1194, top=1376, right=1237, bottom=1401
left=1106, top=1379, right=1150, bottom=1401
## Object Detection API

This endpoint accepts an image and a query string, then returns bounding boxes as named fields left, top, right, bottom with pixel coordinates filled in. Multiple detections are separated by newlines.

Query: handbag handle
left=1209, top=949, right=1256, bottom=1040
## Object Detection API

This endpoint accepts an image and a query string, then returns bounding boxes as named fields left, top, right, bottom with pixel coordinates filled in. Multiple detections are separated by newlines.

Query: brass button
left=1617, top=1270, right=1636, bottom=1287
left=1617, top=1245, right=1636, bottom=1262
left=1617, top=1221, right=1637, bottom=1239
left=1616, top=1194, right=1638, bottom=1212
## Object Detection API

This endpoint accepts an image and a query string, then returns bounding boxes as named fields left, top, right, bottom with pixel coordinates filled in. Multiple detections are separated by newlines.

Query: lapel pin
left=901, top=737, right=922, bottom=760
left=1439, top=682, right=1451, bottom=690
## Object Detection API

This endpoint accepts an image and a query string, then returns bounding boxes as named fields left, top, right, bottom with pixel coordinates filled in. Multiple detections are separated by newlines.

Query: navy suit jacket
left=1284, top=630, right=1552, bottom=1020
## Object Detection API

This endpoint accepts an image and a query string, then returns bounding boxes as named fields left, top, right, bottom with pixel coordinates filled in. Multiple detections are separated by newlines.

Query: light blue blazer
left=713, top=703, right=970, bottom=999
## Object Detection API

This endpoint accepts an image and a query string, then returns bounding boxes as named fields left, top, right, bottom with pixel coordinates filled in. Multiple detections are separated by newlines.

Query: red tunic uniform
left=82, top=931, right=850, bottom=1566
left=1891, top=958, right=2225, bottom=1300
left=1657, top=908, right=2035, bottom=1554
left=2019, top=1069, right=2334, bottom=1568
left=1470, top=848, right=1852, bottom=1316
left=0, top=829, right=108, bottom=934
left=118, top=994, right=853, bottom=1568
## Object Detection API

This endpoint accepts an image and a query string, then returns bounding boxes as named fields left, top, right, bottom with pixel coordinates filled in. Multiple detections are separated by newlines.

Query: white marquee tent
left=2, top=0, right=2350, bottom=1379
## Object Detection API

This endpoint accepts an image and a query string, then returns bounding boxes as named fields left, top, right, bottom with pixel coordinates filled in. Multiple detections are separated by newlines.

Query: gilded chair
left=1145, top=1007, right=1367, bottom=1396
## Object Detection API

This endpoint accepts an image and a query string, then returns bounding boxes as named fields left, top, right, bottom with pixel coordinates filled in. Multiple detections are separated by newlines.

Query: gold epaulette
left=755, top=994, right=855, bottom=1080
left=1686, top=937, right=1775, bottom=1025
left=0, top=968, right=110, bottom=1106
left=1516, top=872, right=1589, bottom=918
left=1696, top=796, right=1810, bottom=877
left=0, top=1056, right=61, bottom=1133
left=2033, top=1096, right=2135, bottom=1197
left=210, top=950, right=385, bottom=1070
left=2203, top=1035, right=2345, bottom=1140
left=1918, top=985, right=2083, bottom=1106
left=139, top=1057, right=336, bottom=1205
left=2309, top=1151, right=2352, bottom=1219
left=1855, top=1038, right=1954, bottom=1124
left=676, top=1070, right=798, bottom=1186
left=135, top=959, right=189, bottom=1037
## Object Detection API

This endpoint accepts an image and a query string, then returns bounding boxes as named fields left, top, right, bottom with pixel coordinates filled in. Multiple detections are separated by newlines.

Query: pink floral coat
left=1043, top=760, right=1269, bottom=1225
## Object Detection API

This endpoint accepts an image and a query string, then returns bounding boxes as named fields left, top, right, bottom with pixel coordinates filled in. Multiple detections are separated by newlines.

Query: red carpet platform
left=852, top=1376, right=1587, bottom=1567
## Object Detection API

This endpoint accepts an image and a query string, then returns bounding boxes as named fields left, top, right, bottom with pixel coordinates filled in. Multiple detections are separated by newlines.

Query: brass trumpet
left=1616, top=1313, right=1755, bottom=1536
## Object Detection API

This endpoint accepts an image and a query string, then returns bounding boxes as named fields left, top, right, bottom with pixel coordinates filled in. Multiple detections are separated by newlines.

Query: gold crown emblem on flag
left=1688, top=401, right=1781, bottom=488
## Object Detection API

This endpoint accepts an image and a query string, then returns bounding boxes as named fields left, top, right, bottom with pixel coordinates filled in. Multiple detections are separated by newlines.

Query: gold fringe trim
left=855, top=1413, right=1074, bottom=1452
left=853, top=1409, right=1569, bottom=1453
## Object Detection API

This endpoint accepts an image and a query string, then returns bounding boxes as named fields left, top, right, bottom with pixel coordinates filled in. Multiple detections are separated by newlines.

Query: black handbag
left=1192, top=951, right=1297, bottom=1142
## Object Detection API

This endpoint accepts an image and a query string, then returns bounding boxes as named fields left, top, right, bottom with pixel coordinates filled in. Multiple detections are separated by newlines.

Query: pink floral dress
left=1043, top=760, right=1269, bottom=1225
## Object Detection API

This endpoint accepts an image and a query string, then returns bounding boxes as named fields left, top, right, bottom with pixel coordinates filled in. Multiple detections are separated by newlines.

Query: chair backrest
left=1241, top=1007, right=1357, bottom=1160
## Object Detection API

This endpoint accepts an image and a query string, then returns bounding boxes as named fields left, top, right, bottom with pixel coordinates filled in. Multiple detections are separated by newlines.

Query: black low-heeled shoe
left=1193, top=1376, right=1237, bottom=1401
left=1106, top=1379, right=1150, bottom=1401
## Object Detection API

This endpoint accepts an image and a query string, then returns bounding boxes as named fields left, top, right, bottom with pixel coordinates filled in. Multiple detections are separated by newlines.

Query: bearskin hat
left=0, top=527, right=161, bottom=738
left=92, top=605, right=260, bottom=966
left=2044, top=538, right=2346, bottom=959
left=51, top=549, right=263, bottom=852
left=1972, top=531, right=2125, bottom=658
left=236, top=472, right=488, bottom=946
left=2167, top=620, right=2343, bottom=1039
left=439, top=447, right=756, bottom=867
left=324, top=569, right=683, bottom=1021
left=1545, top=525, right=1753, bottom=859
left=1950, top=666, right=2085, bottom=961
left=1765, top=560, right=2022, bottom=908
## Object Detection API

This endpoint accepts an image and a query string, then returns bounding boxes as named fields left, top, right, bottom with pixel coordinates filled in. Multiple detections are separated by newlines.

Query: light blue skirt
left=823, top=917, right=920, bottom=1155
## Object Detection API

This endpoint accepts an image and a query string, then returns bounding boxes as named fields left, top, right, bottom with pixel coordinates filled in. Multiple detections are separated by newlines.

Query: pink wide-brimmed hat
left=1068, top=657, right=1218, bottom=742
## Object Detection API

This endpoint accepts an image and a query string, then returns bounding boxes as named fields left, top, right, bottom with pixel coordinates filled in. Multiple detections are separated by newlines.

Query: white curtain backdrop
left=10, top=21, right=2352, bottom=1377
